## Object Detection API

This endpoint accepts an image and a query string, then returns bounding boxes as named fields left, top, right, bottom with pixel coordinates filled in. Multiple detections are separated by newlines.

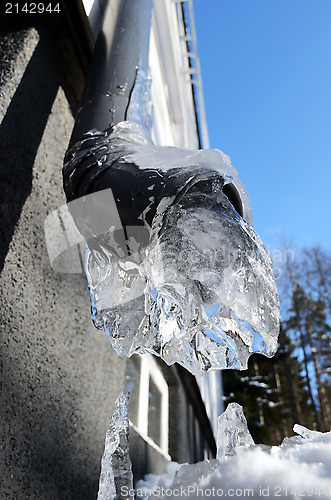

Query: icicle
left=97, top=391, right=133, bottom=500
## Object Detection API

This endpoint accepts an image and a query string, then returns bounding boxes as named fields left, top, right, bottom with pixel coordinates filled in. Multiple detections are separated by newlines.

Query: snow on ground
left=135, top=405, right=331, bottom=500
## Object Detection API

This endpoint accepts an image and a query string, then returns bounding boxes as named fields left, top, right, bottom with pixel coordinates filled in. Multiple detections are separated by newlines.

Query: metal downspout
left=69, top=0, right=153, bottom=147
left=62, top=0, right=245, bottom=239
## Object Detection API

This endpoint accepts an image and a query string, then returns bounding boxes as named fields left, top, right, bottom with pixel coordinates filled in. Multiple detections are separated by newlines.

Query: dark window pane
left=124, top=356, right=141, bottom=426
left=148, top=378, right=162, bottom=447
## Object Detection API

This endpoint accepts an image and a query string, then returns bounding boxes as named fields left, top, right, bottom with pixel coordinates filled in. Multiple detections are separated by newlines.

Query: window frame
left=127, top=354, right=169, bottom=455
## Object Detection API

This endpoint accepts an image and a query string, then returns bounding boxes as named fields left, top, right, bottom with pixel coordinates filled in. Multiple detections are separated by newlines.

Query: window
left=124, top=354, right=169, bottom=454
left=125, top=355, right=141, bottom=427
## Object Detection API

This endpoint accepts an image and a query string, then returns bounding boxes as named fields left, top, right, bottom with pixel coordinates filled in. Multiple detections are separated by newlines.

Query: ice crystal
left=62, top=121, right=280, bottom=375
left=97, top=391, right=133, bottom=500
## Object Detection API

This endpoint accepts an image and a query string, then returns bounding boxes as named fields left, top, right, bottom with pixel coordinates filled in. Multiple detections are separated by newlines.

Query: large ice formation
left=97, top=391, right=133, bottom=500
left=135, top=410, right=331, bottom=500
left=63, top=121, right=280, bottom=375
left=216, top=402, right=254, bottom=460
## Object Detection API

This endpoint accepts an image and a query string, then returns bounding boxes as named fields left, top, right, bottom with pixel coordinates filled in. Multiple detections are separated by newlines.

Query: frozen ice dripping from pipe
left=62, top=121, right=280, bottom=376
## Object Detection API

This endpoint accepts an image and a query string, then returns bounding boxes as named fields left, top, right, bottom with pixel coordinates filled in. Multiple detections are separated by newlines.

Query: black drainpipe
left=69, top=0, right=153, bottom=146
left=62, top=0, right=244, bottom=248
left=63, top=0, right=159, bottom=237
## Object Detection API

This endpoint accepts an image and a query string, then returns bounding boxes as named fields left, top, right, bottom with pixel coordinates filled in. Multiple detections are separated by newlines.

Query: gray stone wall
left=0, top=28, right=127, bottom=499
left=0, top=23, right=215, bottom=499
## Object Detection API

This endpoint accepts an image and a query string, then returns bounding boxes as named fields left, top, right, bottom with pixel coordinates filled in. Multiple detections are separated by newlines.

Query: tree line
left=222, top=245, right=331, bottom=445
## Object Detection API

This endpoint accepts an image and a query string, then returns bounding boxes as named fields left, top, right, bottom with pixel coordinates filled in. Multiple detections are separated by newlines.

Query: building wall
left=0, top=25, right=128, bottom=499
left=124, top=355, right=216, bottom=482
left=0, top=2, right=218, bottom=497
left=150, top=0, right=200, bottom=149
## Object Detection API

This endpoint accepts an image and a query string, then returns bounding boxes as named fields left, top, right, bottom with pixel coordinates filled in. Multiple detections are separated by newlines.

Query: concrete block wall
left=0, top=18, right=216, bottom=498
left=0, top=27, right=127, bottom=499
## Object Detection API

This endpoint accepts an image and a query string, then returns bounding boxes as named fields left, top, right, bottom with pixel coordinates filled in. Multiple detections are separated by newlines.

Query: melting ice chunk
left=64, top=121, right=280, bottom=375
left=216, top=402, right=254, bottom=460
left=293, top=423, right=330, bottom=440
left=97, top=391, right=133, bottom=500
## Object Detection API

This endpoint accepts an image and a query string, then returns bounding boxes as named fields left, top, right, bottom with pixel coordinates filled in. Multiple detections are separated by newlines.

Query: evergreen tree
left=222, top=325, right=316, bottom=444
left=222, top=244, right=330, bottom=441
left=285, top=283, right=330, bottom=431
left=277, top=244, right=330, bottom=431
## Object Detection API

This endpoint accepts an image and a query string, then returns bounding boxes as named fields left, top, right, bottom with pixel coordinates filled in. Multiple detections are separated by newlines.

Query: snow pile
left=136, top=404, right=331, bottom=499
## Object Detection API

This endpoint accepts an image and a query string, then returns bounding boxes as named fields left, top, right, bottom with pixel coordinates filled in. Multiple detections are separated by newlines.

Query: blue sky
left=193, top=0, right=331, bottom=253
